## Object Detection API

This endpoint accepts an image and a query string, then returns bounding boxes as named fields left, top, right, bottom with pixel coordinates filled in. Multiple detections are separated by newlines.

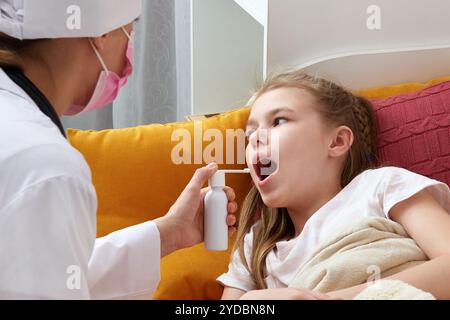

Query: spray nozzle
left=209, top=168, right=250, bottom=187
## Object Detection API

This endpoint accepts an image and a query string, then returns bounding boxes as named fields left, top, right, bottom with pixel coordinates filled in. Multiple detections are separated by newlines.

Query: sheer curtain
left=62, top=0, right=191, bottom=130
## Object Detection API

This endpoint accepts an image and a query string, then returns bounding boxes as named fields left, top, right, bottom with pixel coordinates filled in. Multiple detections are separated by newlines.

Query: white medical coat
left=0, top=68, right=161, bottom=299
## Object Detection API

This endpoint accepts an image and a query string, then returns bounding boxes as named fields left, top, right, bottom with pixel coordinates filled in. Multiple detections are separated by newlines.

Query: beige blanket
left=289, top=217, right=435, bottom=299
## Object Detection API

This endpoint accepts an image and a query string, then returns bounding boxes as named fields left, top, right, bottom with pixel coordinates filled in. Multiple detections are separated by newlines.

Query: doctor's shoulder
left=0, top=141, right=97, bottom=217
left=0, top=120, right=95, bottom=210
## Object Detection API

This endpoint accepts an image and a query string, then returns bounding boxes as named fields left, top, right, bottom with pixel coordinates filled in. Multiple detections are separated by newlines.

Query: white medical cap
left=0, top=0, right=142, bottom=40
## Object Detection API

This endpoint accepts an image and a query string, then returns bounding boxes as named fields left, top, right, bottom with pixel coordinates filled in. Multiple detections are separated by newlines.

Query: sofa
left=68, top=75, right=450, bottom=300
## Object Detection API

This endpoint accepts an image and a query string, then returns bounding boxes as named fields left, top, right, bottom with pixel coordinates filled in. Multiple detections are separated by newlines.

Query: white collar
left=0, top=67, right=37, bottom=107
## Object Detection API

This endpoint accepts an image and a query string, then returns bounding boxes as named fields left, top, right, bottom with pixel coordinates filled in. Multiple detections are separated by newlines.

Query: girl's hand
left=239, top=288, right=335, bottom=300
left=155, top=163, right=238, bottom=257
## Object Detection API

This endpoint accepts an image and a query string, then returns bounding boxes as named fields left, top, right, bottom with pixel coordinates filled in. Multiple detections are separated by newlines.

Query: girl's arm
left=220, top=286, right=332, bottom=300
left=238, top=288, right=333, bottom=300
left=328, top=189, right=450, bottom=300
left=221, top=287, right=246, bottom=300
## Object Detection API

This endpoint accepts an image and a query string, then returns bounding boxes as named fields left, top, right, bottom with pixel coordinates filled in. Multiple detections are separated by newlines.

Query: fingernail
left=207, top=162, right=218, bottom=169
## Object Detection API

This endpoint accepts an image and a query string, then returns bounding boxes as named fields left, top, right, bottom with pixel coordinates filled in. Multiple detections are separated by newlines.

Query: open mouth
left=253, top=158, right=278, bottom=182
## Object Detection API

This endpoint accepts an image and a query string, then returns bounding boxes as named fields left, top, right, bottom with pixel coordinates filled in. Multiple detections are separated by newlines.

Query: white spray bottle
left=204, top=168, right=250, bottom=251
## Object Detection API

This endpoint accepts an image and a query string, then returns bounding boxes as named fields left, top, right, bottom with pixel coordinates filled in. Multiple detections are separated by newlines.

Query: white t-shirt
left=217, top=167, right=450, bottom=292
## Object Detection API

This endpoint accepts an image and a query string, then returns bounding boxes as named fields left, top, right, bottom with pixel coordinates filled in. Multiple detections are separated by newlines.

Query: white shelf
left=191, top=0, right=264, bottom=115
left=262, top=0, right=450, bottom=89
left=192, top=0, right=450, bottom=116
left=233, top=0, right=268, bottom=26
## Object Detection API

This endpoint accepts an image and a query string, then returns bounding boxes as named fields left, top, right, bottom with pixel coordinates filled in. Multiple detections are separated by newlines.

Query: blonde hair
left=234, top=70, right=378, bottom=289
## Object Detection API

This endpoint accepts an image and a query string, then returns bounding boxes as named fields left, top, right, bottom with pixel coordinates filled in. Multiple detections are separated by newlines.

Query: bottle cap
left=209, top=171, right=226, bottom=187
left=208, top=169, right=250, bottom=187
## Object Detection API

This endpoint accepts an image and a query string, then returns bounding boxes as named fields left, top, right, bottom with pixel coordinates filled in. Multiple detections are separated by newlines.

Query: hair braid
left=352, top=95, right=376, bottom=158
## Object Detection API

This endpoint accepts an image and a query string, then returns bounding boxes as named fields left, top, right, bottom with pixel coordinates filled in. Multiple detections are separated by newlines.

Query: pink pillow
left=371, top=81, right=450, bottom=187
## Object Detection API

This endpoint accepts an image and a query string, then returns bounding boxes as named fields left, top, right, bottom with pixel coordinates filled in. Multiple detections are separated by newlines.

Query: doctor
left=0, top=0, right=237, bottom=299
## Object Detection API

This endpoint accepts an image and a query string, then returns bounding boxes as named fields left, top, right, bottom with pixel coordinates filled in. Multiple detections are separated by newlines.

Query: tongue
left=259, top=161, right=276, bottom=178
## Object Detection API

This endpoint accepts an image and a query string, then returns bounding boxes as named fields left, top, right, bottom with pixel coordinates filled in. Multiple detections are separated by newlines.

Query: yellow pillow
left=356, top=76, right=450, bottom=99
left=68, top=76, right=449, bottom=300
left=68, top=107, right=253, bottom=300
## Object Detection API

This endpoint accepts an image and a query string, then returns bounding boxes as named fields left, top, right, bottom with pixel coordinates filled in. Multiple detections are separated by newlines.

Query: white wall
left=192, top=0, right=264, bottom=115
left=265, top=0, right=450, bottom=89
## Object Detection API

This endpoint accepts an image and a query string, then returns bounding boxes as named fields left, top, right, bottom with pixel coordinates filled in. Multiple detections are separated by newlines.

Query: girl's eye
left=274, top=117, right=288, bottom=127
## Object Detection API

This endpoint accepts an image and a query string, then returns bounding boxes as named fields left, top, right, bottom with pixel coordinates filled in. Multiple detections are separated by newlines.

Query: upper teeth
left=258, top=160, right=277, bottom=176
left=259, top=158, right=271, bottom=166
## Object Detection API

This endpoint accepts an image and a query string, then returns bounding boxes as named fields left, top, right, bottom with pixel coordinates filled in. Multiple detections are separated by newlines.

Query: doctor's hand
left=155, top=163, right=238, bottom=257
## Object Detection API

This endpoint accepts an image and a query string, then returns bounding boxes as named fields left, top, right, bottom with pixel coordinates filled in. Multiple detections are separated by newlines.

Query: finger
left=223, top=186, right=236, bottom=202
left=301, top=295, right=320, bottom=300
left=311, top=291, right=333, bottom=300
left=228, top=226, right=237, bottom=236
left=226, top=214, right=237, bottom=226
left=291, top=289, right=320, bottom=300
left=227, top=201, right=238, bottom=213
left=187, top=163, right=218, bottom=190
left=200, top=187, right=210, bottom=198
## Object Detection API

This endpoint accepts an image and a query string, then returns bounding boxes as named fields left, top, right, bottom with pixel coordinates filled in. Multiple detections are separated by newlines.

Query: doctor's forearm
left=154, top=217, right=179, bottom=258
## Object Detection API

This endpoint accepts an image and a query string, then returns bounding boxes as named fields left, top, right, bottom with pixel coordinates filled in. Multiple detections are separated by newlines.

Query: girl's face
left=246, top=87, right=335, bottom=209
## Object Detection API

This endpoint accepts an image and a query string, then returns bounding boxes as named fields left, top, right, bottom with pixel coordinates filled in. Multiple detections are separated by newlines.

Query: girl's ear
left=328, top=126, right=354, bottom=158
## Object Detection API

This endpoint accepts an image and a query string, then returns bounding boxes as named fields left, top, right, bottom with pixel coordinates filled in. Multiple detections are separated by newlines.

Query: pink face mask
left=65, top=27, right=134, bottom=116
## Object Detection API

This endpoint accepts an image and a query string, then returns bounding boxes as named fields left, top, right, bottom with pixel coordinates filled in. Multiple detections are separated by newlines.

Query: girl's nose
left=247, top=129, right=271, bottom=156
left=248, top=130, right=258, bottom=148
left=253, top=128, right=270, bottom=147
